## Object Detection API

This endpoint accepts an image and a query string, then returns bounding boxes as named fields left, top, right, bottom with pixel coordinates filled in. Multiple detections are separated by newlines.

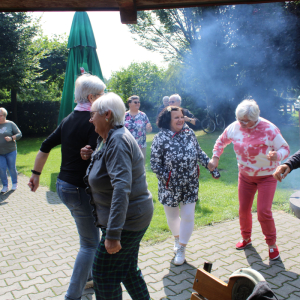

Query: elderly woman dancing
left=151, top=106, right=219, bottom=266
left=86, top=92, right=153, bottom=300
left=28, top=74, right=105, bottom=300
left=209, top=99, right=290, bottom=260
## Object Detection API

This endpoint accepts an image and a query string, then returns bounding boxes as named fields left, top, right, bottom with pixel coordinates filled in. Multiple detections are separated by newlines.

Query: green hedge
left=0, top=101, right=60, bottom=137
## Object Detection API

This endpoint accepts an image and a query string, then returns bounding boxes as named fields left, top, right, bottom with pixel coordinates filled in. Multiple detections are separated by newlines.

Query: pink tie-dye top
left=213, top=117, right=290, bottom=176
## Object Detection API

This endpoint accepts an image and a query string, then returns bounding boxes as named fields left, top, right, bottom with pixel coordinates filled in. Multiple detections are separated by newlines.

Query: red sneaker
left=269, top=245, right=280, bottom=260
left=236, top=238, right=252, bottom=250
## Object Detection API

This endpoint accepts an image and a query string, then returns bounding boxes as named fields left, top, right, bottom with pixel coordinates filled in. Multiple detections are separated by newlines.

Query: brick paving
left=0, top=174, right=300, bottom=300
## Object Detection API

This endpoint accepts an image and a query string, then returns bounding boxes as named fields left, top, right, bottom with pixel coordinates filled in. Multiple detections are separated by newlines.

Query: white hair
left=163, top=96, right=169, bottom=103
left=169, top=94, right=182, bottom=105
left=236, top=99, right=260, bottom=121
left=74, top=74, right=106, bottom=104
left=0, top=107, right=8, bottom=117
left=92, top=92, right=126, bottom=126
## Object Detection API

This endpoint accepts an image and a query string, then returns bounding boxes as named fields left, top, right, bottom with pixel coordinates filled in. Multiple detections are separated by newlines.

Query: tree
left=17, top=34, right=68, bottom=102
left=128, top=4, right=300, bottom=125
left=107, top=61, right=167, bottom=123
left=0, top=12, right=43, bottom=123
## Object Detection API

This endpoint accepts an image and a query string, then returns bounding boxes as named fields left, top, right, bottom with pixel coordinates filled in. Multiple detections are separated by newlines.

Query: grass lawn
left=16, top=125, right=300, bottom=244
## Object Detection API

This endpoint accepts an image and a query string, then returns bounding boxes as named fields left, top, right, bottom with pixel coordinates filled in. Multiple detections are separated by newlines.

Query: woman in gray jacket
left=151, top=106, right=219, bottom=265
left=86, top=92, right=153, bottom=300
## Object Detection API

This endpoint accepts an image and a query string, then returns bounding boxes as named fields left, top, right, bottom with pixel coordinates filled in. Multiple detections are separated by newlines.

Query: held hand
left=80, top=145, right=93, bottom=160
left=28, top=174, right=40, bottom=192
left=207, top=161, right=215, bottom=172
left=209, top=157, right=219, bottom=170
left=4, top=136, right=12, bottom=142
left=105, top=239, right=122, bottom=254
left=272, top=164, right=291, bottom=182
left=267, top=151, right=278, bottom=161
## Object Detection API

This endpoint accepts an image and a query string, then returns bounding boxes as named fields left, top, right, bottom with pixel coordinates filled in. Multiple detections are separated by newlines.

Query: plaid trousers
left=93, top=227, right=150, bottom=300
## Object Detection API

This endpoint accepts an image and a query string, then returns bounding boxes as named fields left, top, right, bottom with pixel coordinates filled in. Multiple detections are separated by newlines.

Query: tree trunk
left=11, top=89, right=18, bottom=124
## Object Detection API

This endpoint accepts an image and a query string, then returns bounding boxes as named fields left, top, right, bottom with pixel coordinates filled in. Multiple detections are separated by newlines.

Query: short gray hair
left=169, top=94, right=181, bottom=105
left=74, top=74, right=106, bottom=104
left=0, top=107, right=7, bottom=117
left=92, top=92, right=126, bottom=126
left=236, top=99, right=260, bottom=121
left=163, top=96, right=169, bottom=103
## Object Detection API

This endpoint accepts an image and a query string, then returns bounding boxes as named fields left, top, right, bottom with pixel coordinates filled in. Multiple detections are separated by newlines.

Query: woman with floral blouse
left=209, top=99, right=290, bottom=261
left=150, top=106, right=220, bottom=265
left=124, top=95, right=152, bottom=163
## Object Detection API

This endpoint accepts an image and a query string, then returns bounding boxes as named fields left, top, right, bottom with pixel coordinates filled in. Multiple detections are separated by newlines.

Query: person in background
left=0, top=107, right=22, bottom=193
left=209, top=99, right=290, bottom=260
left=151, top=106, right=219, bottom=266
left=124, top=95, right=152, bottom=163
left=157, top=96, right=169, bottom=118
left=168, top=94, right=201, bottom=129
left=28, top=74, right=106, bottom=300
left=86, top=92, right=153, bottom=300
left=273, top=149, right=300, bottom=182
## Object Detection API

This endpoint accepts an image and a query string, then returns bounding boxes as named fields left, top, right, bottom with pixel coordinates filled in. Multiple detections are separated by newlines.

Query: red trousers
left=238, top=172, right=277, bottom=246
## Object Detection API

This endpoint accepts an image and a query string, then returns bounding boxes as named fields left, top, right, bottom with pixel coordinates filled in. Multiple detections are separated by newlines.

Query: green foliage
left=107, top=61, right=167, bottom=125
left=0, top=12, right=42, bottom=90
left=128, top=4, right=300, bottom=126
left=37, top=34, right=68, bottom=90
left=17, top=34, right=68, bottom=103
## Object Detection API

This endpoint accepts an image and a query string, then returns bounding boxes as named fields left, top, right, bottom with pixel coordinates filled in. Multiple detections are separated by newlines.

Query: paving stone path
left=0, top=174, right=300, bottom=300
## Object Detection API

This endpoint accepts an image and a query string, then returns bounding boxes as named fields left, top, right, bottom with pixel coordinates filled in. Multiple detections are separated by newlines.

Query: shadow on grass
left=195, top=200, right=213, bottom=215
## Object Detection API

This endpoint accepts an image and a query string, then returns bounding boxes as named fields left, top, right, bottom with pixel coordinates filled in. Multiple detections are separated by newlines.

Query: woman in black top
left=28, top=74, right=106, bottom=300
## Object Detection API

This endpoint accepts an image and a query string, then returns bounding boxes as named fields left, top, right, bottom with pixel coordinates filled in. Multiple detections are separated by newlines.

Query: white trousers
left=164, top=202, right=196, bottom=245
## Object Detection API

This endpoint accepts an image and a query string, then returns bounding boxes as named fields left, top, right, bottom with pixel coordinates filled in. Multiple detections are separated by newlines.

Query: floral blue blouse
left=124, top=111, right=150, bottom=149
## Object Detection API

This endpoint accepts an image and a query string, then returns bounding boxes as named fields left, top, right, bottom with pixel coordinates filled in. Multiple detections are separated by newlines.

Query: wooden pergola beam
left=0, top=0, right=288, bottom=24
left=117, top=0, right=137, bottom=24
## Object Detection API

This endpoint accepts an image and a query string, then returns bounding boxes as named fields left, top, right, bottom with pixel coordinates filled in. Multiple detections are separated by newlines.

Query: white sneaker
left=1, top=186, right=8, bottom=193
left=174, top=245, right=186, bottom=265
left=11, top=184, right=18, bottom=190
left=174, top=237, right=180, bottom=253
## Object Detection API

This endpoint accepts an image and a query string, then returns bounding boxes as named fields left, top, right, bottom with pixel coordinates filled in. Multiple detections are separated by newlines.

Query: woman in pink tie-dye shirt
left=210, top=99, right=290, bottom=261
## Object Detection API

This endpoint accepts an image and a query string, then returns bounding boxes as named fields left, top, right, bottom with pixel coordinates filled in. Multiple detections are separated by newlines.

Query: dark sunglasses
left=133, top=101, right=140, bottom=104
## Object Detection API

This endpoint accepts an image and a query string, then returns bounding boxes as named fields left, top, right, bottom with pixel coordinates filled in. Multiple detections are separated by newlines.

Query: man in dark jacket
left=157, top=96, right=170, bottom=118
left=273, top=149, right=300, bottom=182
left=169, top=94, right=201, bottom=130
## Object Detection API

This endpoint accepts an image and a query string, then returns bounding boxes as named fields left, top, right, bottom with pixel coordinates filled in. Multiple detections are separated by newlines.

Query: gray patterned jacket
left=150, top=124, right=219, bottom=207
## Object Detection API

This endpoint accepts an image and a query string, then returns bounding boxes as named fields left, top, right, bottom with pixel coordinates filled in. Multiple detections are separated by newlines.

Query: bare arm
left=28, top=151, right=49, bottom=192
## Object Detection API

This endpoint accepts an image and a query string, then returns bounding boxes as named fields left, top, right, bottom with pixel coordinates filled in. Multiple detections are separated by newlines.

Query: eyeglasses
left=94, top=93, right=104, bottom=97
left=169, top=101, right=177, bottom=104
left=236, top=118, right=252, bottom=125
left=90, top=111, right=97, bottom=119
left=133, top=101, right=140, bottom=104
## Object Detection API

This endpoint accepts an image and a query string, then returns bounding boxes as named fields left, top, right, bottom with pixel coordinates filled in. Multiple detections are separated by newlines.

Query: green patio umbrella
left=57, top=12, right=104, bottom=124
